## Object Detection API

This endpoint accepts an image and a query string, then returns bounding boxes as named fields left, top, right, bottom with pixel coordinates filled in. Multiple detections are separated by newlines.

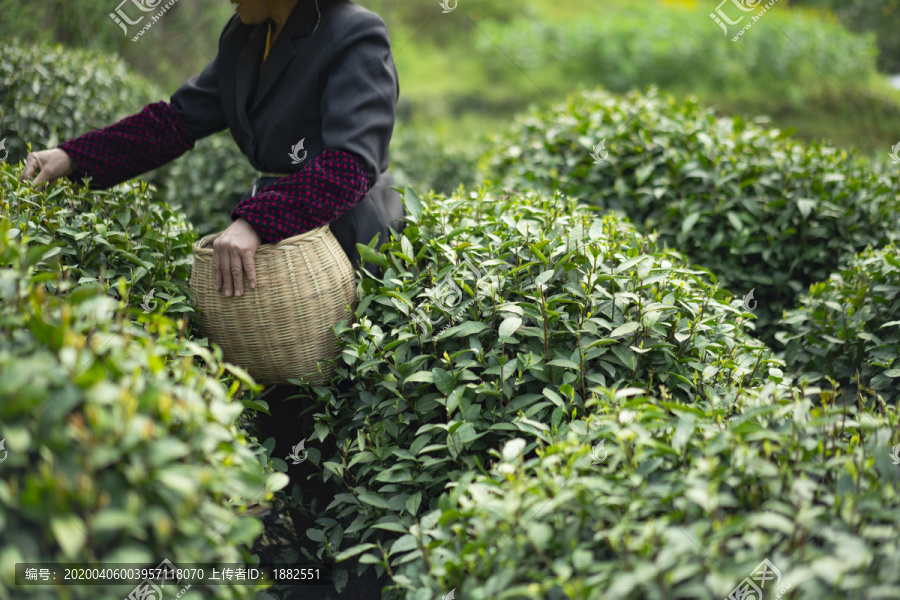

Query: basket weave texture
left=189, top=225, right=358, bottom=385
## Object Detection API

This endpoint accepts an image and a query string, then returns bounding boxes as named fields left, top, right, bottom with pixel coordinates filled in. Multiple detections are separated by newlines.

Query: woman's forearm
left=231, top=149, right=371, bottom=244
left=58, top=101, right=197, bottom=190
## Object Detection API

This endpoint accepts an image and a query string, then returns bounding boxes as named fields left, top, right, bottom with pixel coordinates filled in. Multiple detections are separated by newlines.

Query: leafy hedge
left=0, top=163, right=195, bottom=317
left=394, top=382, right=900, bottom=599
left=0, top=162, right=286, bottom=599
left=276, top=187, right=785, bottom=596
left=481, top=87, right=900, bottom=346
left=0, top=42, right=164, bottom=181
left=779, top=243, right=900, bottom=404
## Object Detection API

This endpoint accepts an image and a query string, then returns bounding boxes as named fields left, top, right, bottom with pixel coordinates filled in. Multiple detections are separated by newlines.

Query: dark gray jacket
left=170, top=0, right=404, bottom=269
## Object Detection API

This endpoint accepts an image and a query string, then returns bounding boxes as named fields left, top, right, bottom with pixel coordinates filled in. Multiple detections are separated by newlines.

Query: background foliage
left=464, top=2, right=899, bottom=155
left=158, top=131, right=257, bottom=239
left=0, top=0, right=228, bottom=98
left=482, top=87, right=900, bottom=347
left=788, top=0, right=900, bottom=72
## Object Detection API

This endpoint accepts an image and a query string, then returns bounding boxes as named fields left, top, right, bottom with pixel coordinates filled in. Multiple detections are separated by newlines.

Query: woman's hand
left=18, top=148, right=78, bottom=190
left=213, top=218, right=262, bottom=297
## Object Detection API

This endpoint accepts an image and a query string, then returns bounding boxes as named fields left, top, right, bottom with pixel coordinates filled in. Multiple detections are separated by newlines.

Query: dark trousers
left=252, top=385, right=387, bottom=600
left=253, top=384, right=337, bottom=544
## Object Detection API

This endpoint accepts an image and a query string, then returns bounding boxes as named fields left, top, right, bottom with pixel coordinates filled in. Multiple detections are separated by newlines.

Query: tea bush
left=0, top=218, right=287, bottom=600
left=0, top=42, right=164, bottom=181
left=481, top=87, right=900, bottom=346
left=277, top=187, right=786, bottom=595
left=0, top=163, right=195, bottom=317
left=390, top=382, right=900, bottom=599
left=778, top=243, right=900, bottom=404
left=0, top=159, right=289, bottom=598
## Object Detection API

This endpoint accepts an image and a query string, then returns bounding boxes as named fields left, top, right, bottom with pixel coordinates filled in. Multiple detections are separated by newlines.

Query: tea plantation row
left=1, top=39, right=900, bottom=600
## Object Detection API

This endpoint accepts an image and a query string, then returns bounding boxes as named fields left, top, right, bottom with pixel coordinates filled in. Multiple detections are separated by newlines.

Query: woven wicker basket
left=189, top=225, right=358, bottom=385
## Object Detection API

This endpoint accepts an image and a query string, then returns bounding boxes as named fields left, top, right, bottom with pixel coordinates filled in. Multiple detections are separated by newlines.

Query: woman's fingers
left=211, top=219, right=261, bottom=297
left=212, top=239, right=223, bottom=292
left=230, top=247, right=246, bottom=296
left=30, top=157, right=51, bottom=189
left=230, top=244, right=260, bottom=296
left=18, top=149, right=75, bottom=191
left=243, top=247, right=257, bottom=291
left=213, top=237, right=234, bottom=295
left=19, top=154, right=46, bottom=190
left=18, top=154, right=34, bottom=182
left=220, top=246, right=234, bottom=297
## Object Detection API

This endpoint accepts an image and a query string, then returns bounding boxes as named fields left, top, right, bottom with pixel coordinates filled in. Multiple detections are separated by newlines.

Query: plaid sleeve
left=57, top=101, right=197, bottom=190
left=231, top=149, right=371, bottom=244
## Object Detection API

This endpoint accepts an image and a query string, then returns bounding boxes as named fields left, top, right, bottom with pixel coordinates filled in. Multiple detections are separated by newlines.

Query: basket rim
left=193, top=224, right=332, bottom=256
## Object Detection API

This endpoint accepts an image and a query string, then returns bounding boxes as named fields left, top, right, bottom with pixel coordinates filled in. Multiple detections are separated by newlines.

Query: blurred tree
left=788, top=0, right=900, bottom=72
